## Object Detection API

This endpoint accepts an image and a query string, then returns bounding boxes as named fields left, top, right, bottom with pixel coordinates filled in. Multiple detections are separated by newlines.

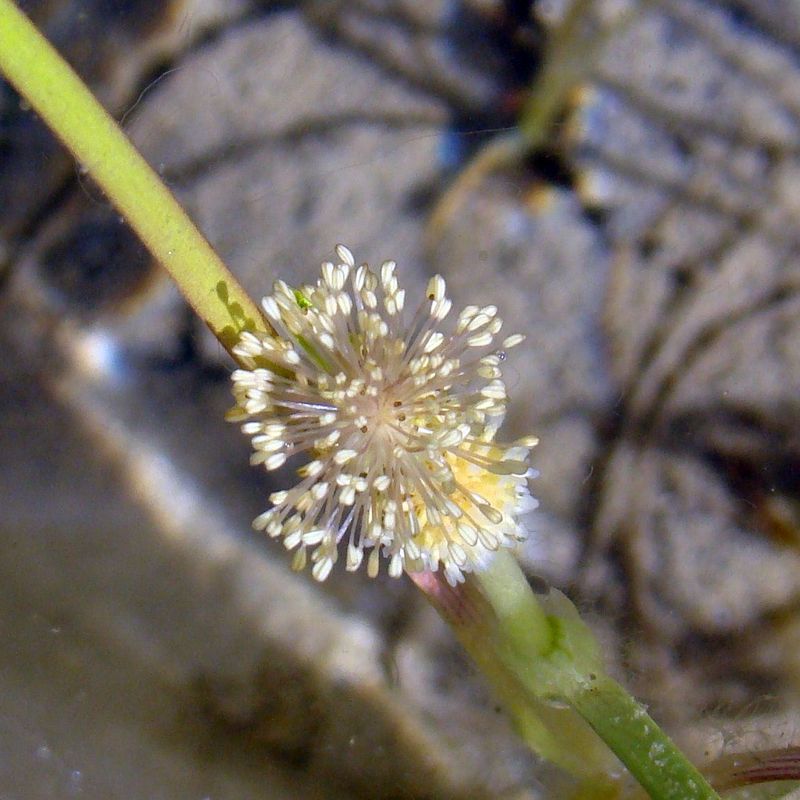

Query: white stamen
left=229, top=245, right=537, bottom=584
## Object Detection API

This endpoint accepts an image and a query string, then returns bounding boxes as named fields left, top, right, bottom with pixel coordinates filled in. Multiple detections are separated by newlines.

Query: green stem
left=0, top=0, right=267, bottom=352
left=475, top=547, right=552, bottom=657
left=517, top=0, right=653, bottom=150
left=518, top=0, right=596, bottom=148
left=572, top=677, right=718, bottom=800
left=415, top=554, right=722, bottom=800
left=475, top=551, right=605, bottom=703
left=410, top=568, right=619, bottom=788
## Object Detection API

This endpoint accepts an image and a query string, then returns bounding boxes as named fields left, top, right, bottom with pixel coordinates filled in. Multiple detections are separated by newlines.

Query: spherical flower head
left=228, top=245, right=538, bottom=585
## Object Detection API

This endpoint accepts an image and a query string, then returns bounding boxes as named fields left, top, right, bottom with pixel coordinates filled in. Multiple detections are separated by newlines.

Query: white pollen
left=335, top=244, right=355, bottom=266
left=481, top=381, right=507, bottom=400
left=467, top=331, right=495, bottom=347
left=468, top=313, right=491, bottom=332
left=265, top=453, right=287, bottom=470
left=437, top=428, right=464, bottom=448
left=426, top=275, right=446, bottom=302
left=311, top=482, right=329, bottom=500
left=347, top=543, right=364, bottom=571
left=388, top=552, right=403, bottom=578
left=312, top=557, right=334, bottom=582
left=367, top=548, right=381, bottom=578
left=292, top=548, right=307, bottom=571
left=334, top=449, right=358, bottom=464
left=253, top=511, right=273, bottom=531
left=423, top=331, right=444, bottom=353
left=262, top=297, right=280, bottom=320
left=302, top=460, right=324, bottom=477
left=302, top=529, right=327, bottom=545
left=284, top=530, right=302, bottom=550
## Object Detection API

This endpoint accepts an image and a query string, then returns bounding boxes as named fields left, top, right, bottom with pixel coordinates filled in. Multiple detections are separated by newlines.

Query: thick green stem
left=475, top=551, right=605, bottom=703
left=0, top=0, right=267, bottom=352
left=414, top=555, right=722, bottom=800
left=476, top=548, right=552, bottom=657
left=572, top=678, right=718, bottom=800
left=410, top=568, right=619, bottom=789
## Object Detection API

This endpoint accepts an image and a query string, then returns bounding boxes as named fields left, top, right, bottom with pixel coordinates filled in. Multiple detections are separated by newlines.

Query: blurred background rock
left=2, top=0, right=800, bottom=797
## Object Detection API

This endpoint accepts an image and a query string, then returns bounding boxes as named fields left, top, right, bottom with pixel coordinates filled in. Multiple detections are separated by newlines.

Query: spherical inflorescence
left=229, top=245, right=538, bottom=585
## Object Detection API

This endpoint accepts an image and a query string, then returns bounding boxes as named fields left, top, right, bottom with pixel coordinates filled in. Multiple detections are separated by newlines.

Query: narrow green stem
left=0, top=0, right=267, bottom=352
left=518, top=0, right=653, bottom=149
left=572, top=677, right=719, bottom=800
left=518, top=0, right=596, bottom=148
